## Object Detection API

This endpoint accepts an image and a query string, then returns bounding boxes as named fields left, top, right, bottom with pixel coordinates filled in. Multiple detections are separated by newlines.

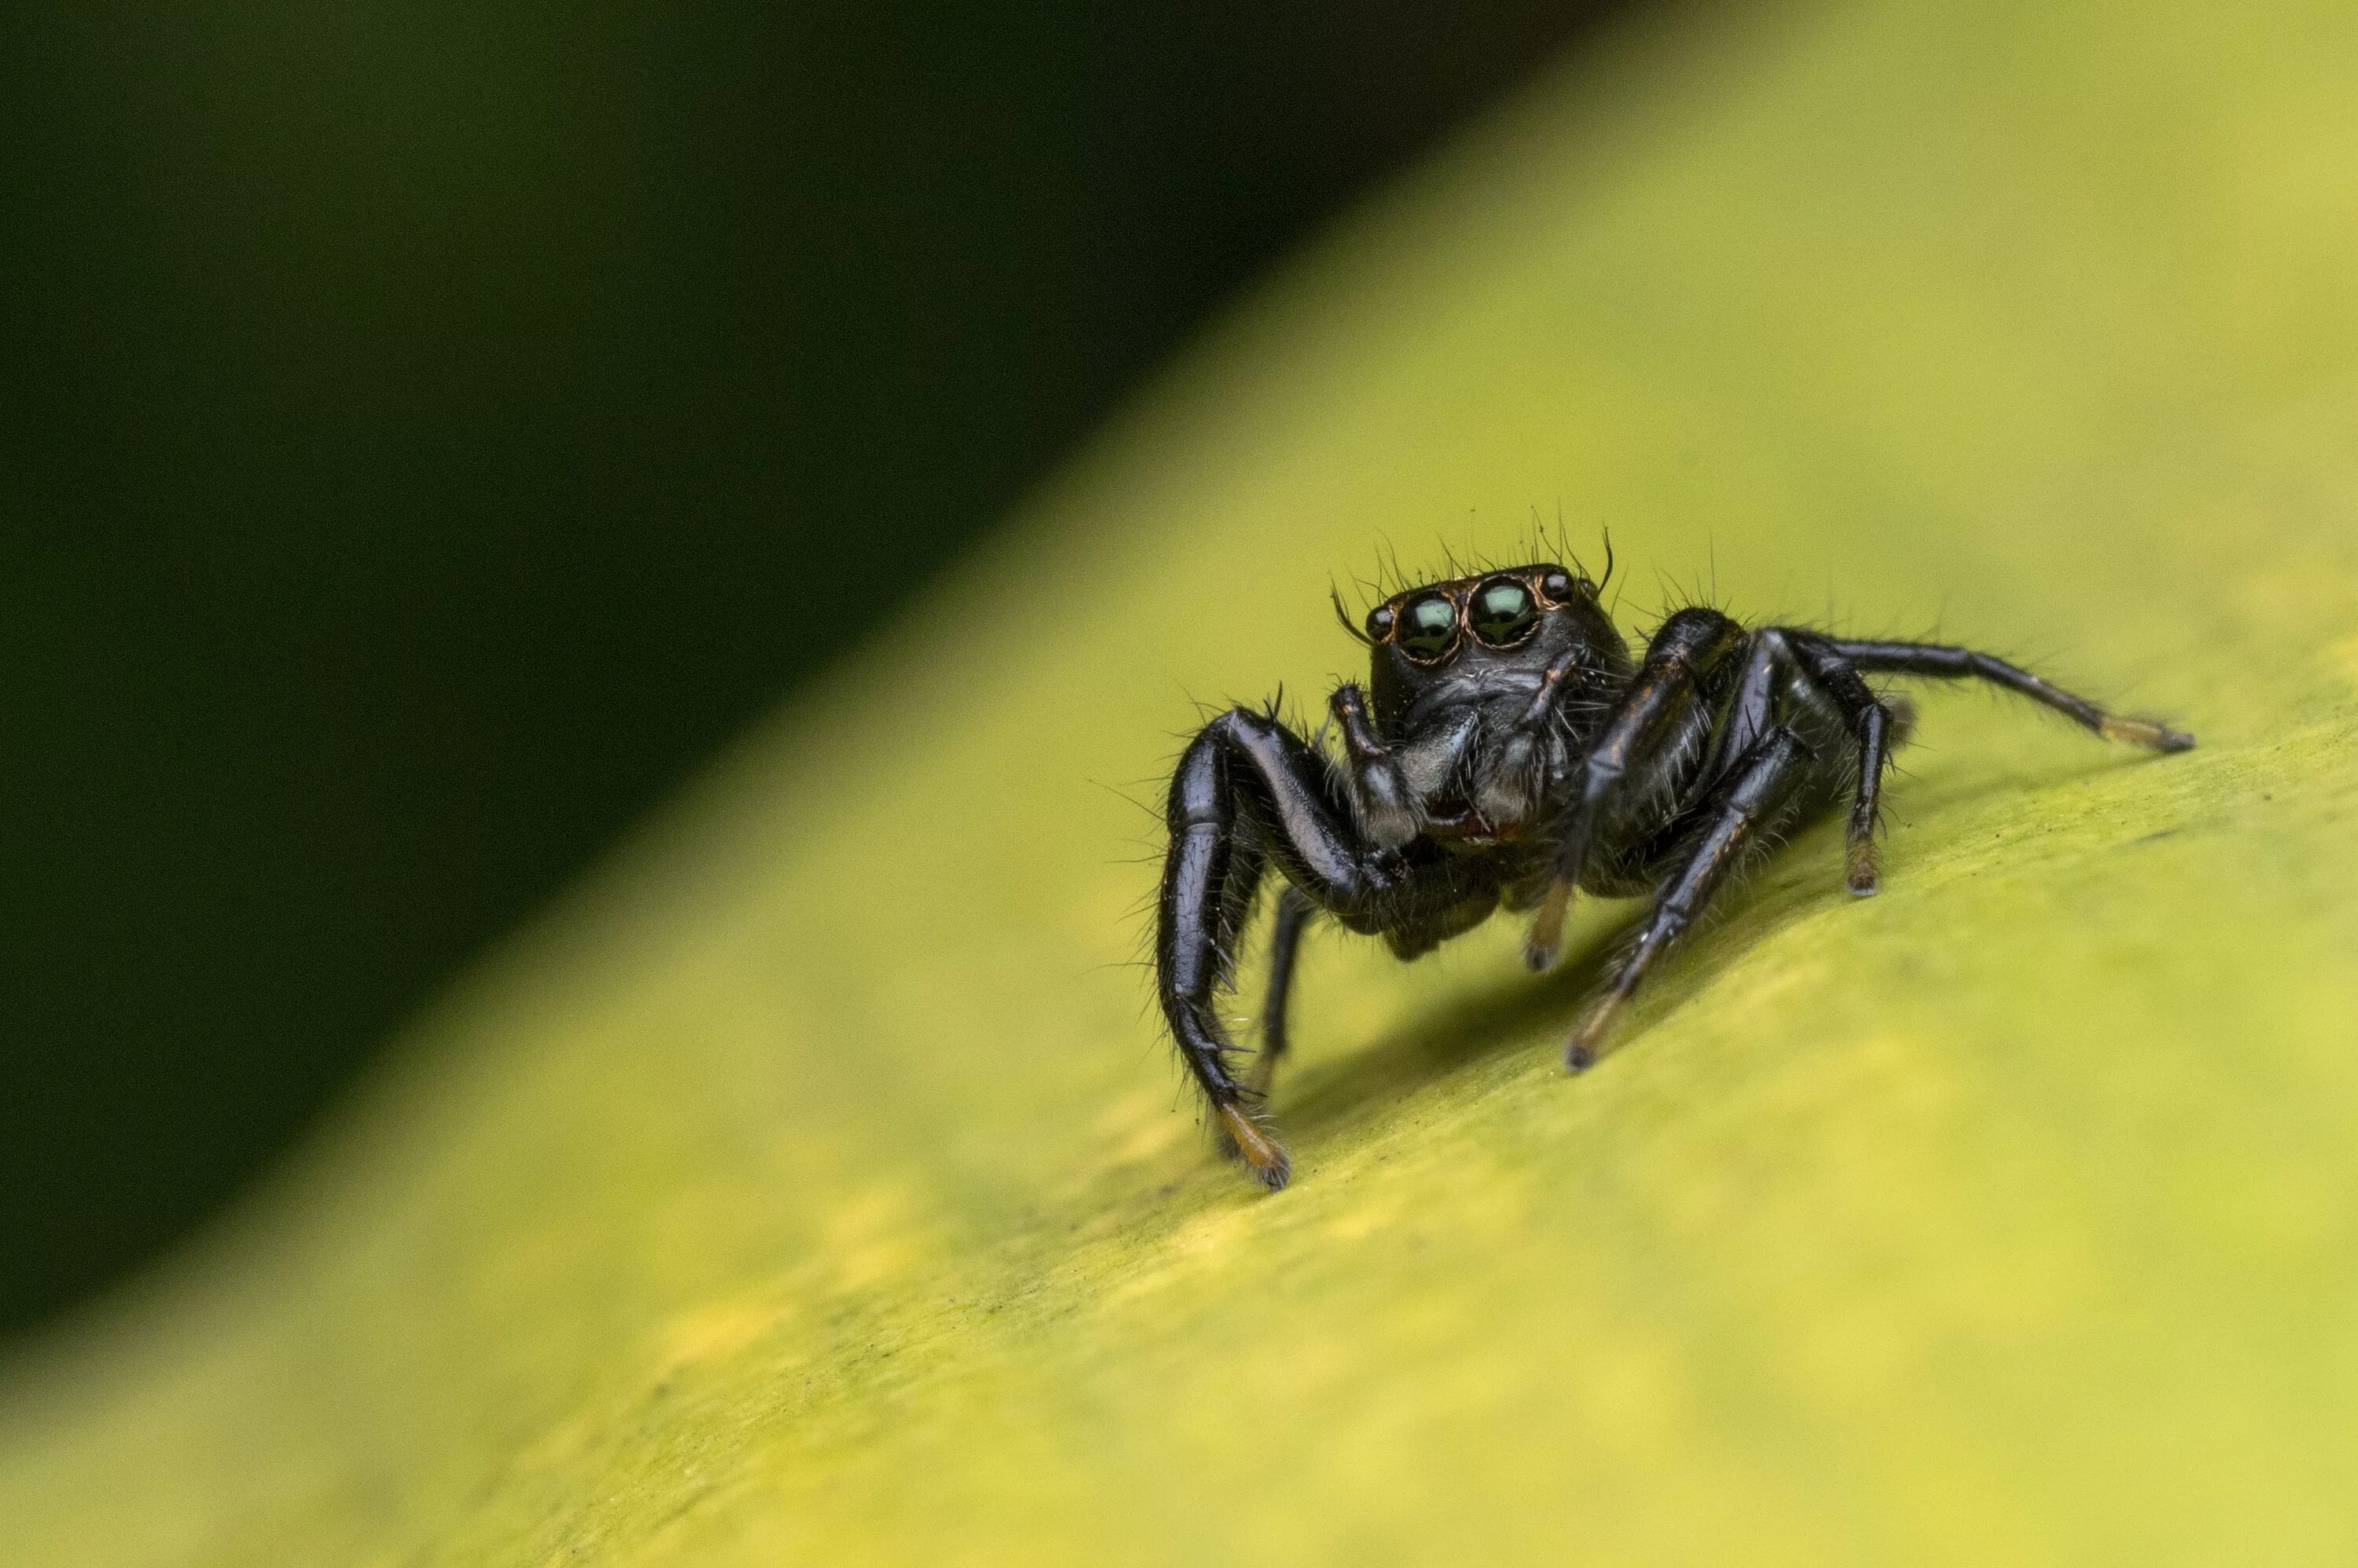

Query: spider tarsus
left=1522, top=879, right=1574, bottom=971
left=1215, top=1102, right=1293, bottom=1192
left=1563, top=992, right=1625, bottom=1072
left=1556, top=981, right=1632, bottom=1066
left=1845, top=839, right=1882, bottom=897
left=2099, top=715, right=2196, bottom=752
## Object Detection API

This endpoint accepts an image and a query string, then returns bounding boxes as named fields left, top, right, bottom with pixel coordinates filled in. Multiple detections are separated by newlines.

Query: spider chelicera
left=1155, top=553, right=2194, bottom=1190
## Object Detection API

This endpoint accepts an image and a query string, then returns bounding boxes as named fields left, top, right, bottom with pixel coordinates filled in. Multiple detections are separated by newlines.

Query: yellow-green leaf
left=6, top=1, right=2358, bottom=1562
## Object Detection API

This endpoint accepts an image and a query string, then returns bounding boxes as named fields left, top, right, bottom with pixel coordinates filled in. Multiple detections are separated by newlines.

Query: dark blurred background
left=0, top=0, right=1650, bottom=1338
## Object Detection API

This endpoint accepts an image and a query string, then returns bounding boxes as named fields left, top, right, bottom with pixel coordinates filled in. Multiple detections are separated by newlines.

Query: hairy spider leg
left=1785, top=634, right=1899, bottom=895
left=1524, top=607, right=1747, bottom=971
left=1656, top=626, right=1894, bottom=895
left=1693, top=627, right=1794, bottom=783
left=1826, top=639, right=2195, bottom=752
left=1566, top=726, right=1813, bottom=1070
left=1256, top=885, right=1316, bottom=1089
left=1159, top=707, right=1495, bottom=1189
left=1558, top=629, right=2195, bottom=1066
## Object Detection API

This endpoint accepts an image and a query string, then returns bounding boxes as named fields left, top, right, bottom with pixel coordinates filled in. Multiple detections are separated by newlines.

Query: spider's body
left=1155, top=558, right=2193, bottom=1190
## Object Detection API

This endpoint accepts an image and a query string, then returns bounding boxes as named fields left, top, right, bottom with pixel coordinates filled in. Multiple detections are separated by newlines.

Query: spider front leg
left=1159, top=706, right=1481, bottom=1189
left=1566, top=726, right=1811, bottom=1070
left=1254, top=885, right=1315, bottom=1096
left=1783, top=633, right=1899, bottom=895
left=1525, top=608, right=1746, bottom=971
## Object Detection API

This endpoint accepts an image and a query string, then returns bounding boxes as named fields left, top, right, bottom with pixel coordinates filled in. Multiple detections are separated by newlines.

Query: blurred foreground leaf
left=6, top=0, right=2358, bottom=1561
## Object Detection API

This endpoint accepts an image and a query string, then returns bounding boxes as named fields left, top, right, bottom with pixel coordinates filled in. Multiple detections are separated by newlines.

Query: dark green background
left=0, top=0, right=1644, bottom=1336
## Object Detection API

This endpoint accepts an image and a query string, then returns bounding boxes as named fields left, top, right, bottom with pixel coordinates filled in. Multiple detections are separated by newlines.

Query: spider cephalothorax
left=1155, top=555, right=2194, bottom=1189
left=1346, top=564, right=1629, bottom=848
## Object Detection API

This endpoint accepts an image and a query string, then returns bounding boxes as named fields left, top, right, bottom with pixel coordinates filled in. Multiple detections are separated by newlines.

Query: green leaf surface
left=7, top=0, right=2357, bottom=1561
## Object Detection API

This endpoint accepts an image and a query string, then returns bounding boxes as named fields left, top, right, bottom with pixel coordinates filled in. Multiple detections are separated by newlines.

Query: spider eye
left=1396, top=593, right=1459, bottom=663
left=1364, top=604, right=1395, bottom=641
left=1537, top=568, right=1576, bottom=602
left=1469, top=576, right=1539, bottom=647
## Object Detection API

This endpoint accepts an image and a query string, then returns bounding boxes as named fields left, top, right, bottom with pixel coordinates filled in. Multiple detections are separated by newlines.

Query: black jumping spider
left=1155, top=553, right=2193, bottom=1189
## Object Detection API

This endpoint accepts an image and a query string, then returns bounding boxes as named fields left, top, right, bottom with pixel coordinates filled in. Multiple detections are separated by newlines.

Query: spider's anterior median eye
left=1469, top=577, right=1539, bottom=646
left=1396, top=593, right=1459, bottom=662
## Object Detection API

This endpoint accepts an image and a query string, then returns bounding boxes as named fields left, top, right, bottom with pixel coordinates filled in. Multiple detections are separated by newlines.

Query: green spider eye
left=1469, top=576, right=1538, bottom=647
left=1396, top=593, right=1459, bottom=662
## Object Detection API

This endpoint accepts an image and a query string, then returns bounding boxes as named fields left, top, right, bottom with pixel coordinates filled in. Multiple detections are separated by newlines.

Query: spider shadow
left=1260, top=741, right=2169, bottom=1153
left=1268, top=837, right=1848, bottom=1146
left=1269, top=934, right=1617, bottom=1144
